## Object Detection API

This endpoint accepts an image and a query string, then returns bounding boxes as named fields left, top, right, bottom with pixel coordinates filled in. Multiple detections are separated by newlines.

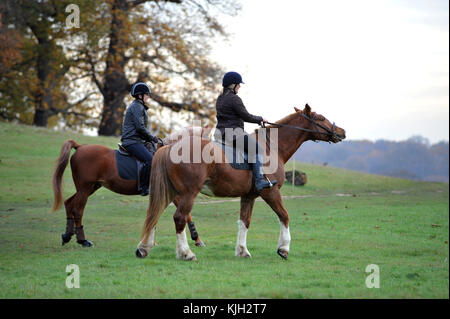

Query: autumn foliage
left=0, top=0, right=240, bottom=135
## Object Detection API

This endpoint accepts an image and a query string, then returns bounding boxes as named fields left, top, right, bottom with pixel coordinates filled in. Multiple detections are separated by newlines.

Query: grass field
left=0, top=122, right=448, bottom=298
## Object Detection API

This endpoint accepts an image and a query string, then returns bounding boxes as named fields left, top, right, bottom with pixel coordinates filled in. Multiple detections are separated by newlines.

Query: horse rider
left=121, top=82, right=160, bottom=196
left=214, top=71, right=277, bottom=192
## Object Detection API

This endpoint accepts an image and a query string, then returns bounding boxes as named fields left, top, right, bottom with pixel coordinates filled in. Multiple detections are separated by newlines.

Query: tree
left=1, top=0, right=240, bottom=134
left=0, top=0, right=96, bottom=128
left=66, top=0, right=240, bottom=136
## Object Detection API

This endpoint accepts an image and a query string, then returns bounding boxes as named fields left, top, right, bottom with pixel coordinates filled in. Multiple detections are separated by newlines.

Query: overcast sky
left=210, top=0, right=449, bottom=143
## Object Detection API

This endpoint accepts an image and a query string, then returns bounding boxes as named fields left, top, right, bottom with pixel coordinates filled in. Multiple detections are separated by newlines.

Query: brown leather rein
left=263, top=114, right=338, bottom=138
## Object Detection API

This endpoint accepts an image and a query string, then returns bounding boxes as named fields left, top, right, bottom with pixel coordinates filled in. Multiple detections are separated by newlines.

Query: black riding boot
left=252, top=156, right=277, bottom=192
left=139, top=163, right=151, bottom=196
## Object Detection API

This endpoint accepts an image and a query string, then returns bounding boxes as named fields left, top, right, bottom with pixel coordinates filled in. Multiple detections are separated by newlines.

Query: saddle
left=213, top=140, right=251, bottom=170
left=115, top=142, right=157, bottom=187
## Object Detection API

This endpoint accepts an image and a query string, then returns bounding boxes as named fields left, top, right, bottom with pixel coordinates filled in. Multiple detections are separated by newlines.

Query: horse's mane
left=255, top=111, right=303, bottom=133
left=259, top=110, right=323, bottom=131
left=163, top=126, right=212, bottom=144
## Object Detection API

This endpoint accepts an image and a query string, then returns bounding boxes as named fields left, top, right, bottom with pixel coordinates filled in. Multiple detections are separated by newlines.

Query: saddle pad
left=213, top=140, right=251, bottom=170
left=115, top=150, right=138, bottom=180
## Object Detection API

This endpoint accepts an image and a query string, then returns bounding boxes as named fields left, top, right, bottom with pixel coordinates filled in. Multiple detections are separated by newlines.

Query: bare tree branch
left=149, top=92, right=210, bottom=118
left=85, top=50, right=106, bottom=97
left=129, top=0, right=182, bottom=8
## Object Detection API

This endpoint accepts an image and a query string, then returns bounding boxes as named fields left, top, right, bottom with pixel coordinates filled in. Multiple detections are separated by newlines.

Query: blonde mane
left=163, top=126, right=212, bottom=144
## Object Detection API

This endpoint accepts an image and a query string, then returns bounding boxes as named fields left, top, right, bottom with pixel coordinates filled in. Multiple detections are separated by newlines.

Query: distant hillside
left=293, top=136, right=449, bottom=183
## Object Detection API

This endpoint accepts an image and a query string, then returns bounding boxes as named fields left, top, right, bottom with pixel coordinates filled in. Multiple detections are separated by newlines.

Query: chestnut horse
left=135, top=104, right=346, bottom=260
left=51, top=127, right=210, bottom=247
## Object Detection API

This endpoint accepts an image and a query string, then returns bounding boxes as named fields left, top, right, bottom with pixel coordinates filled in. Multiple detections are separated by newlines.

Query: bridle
left=263, top=113, right=339, bottom=141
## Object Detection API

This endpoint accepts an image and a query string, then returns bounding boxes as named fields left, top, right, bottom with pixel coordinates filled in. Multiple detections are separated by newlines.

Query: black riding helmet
left=222, top=72, right=244, bottom=87
left=131, top=82, right=151, bottom=98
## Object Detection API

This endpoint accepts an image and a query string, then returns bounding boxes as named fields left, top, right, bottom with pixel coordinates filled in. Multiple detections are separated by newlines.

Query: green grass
left=0, top=122, right=448, bottom=298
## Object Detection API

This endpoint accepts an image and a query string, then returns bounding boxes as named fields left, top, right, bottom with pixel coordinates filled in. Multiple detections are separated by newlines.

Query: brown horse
left=51, top=127, right=211, bottom=247
left=136, top=104, right=346, bottom=260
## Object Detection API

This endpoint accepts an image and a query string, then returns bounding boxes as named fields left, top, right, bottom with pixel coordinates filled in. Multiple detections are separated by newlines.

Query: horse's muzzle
left=332, top=131, right=346, bottom=143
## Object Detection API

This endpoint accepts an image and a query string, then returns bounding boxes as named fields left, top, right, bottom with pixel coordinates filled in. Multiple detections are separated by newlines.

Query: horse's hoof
left=195, top=240, right=205, bottom=247
left=78, top=240, right=94, bottom=247
left=177, top=251, right=197, bottom=261
left=277, top=249, right=288, bottom=260
left=185, top=255, right=197, bottom=261
left=61, top=233, right=72, bottom=245
left=135, top=248, right=148, bottom=258
left=235, top=246, right=252, bottom=258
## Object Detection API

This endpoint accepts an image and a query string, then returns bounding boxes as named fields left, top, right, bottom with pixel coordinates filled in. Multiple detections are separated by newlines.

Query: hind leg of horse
left=235, top=195, right=257, bottom=258
left=62, top=194, right=77, bottom=245
left=261, top=189, right=291, bottom=259
left=66, top=183, right=100, bottom=247
left=174, top=196, right=205, bottom=247
left=70, top=192, right=93, bottom=247
left=173, top=195, right=197, bottom=261
left=136, top=225, right=157, bottom=257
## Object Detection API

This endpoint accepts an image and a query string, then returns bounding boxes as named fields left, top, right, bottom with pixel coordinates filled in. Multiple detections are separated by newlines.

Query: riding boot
left=252, top=156, right=277, bottom=192
left=139, top=163, right=151, bottom=196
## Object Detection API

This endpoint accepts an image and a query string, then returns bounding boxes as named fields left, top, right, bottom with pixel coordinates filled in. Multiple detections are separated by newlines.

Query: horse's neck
left=277, top=130, right=308, bottom=164
left=265, top=118, right=311, bottom=164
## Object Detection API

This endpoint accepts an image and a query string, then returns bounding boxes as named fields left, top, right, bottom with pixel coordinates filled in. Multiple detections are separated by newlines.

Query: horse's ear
left=304, top=103, right=311, bottom=115
left=294, top=106, right=301, bottom=112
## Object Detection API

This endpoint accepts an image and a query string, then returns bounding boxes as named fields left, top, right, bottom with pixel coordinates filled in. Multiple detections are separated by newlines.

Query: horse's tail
left=141, top=146, right=177, bottom=241
left=51, top=140, right=81, bottom=212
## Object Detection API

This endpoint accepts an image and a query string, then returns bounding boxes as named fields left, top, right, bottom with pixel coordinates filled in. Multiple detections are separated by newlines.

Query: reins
left=263, top=114, right=336, bottom=137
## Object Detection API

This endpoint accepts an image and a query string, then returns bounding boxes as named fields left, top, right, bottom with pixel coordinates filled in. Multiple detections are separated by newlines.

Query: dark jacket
left=121, top=99, right=157, bottom=147
left=215, top=88, right=263, bottom=136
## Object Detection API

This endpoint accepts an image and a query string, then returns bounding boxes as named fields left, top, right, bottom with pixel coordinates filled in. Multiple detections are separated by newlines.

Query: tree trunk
left=97, top=0, right=130, bottom=136
left=28, top=12, right=57, bottom=128
left=32, top=108, right=49, bottom=127
left=98, top=91, right=127, bottom=136
left=32, top=37, right=53, bottom=127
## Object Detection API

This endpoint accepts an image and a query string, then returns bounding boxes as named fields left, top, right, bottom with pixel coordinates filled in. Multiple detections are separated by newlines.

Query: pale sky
left=210, top=0, right=449, bottom=143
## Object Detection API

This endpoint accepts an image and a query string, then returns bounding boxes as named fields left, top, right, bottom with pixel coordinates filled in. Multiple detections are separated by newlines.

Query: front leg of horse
left=235, top=220, right=252, bottom=258
left=261, top=190, right=291, bottom=259
left=277, top=222, right=291, bottom=259
left=235, top=196, right=256, bottom=258
left=176, top=228, right=197, bottom=261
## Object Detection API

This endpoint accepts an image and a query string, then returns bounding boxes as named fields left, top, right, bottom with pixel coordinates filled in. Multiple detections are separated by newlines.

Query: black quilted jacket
left=121, top=99, right=157, bottom=146
left=215, top=88, right=263, bottom=135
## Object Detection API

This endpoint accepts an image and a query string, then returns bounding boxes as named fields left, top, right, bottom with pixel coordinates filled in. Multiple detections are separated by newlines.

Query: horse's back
left=70, top=144, right=114, bottom=179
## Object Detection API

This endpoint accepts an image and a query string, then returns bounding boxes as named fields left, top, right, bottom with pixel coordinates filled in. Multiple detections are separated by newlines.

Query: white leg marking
left=137, top=227, right=156, bottom=251
left=278, top=223, right=291, bottom=252
left=176, top=228, right=196, bottom=260
left=235, top=220, right=251, bottom=258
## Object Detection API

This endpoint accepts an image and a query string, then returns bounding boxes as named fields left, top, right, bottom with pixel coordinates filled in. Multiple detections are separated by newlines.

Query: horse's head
left=293, top=104, right=346, bottom=143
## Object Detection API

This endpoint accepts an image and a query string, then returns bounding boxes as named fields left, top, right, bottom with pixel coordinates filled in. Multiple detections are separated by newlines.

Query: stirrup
left=264, top=176, right=274, bottom=187
left=255, top=177, right=277, bottom=192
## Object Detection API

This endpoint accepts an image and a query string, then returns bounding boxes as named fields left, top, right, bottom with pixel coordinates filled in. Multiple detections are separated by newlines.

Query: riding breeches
left=214, top=128, right=264, bottom=164
left=125, top=143, right=153, bottom=166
